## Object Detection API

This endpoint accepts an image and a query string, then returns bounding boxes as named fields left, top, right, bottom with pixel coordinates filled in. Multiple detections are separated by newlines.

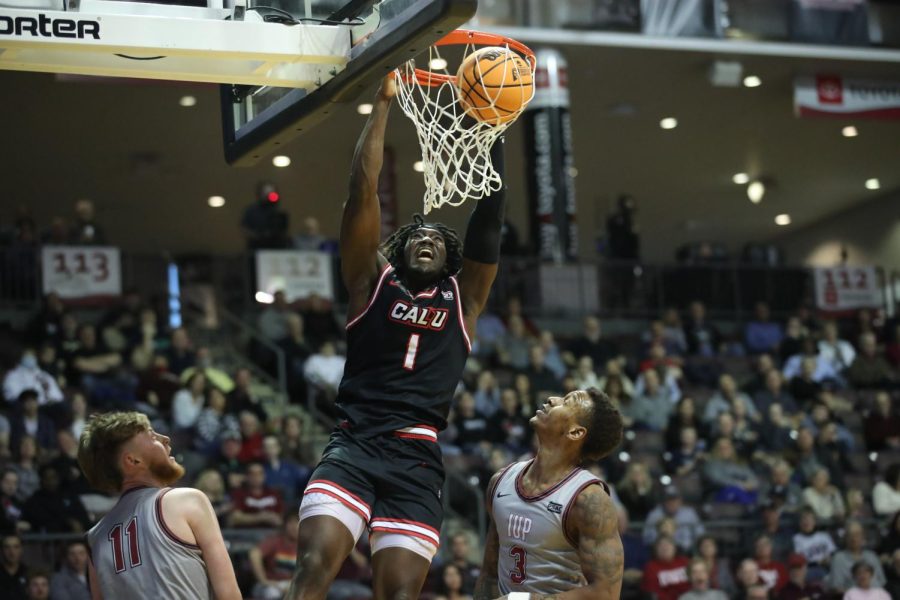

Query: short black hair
left=885, top=463, right=900, bottom=488
left=17, top=389, right=39, bottom=403
left=578, top=388, right=624, bottom=462
left=852, top=561, right=874, bottom=576
left=381, top=214, right=463, bottom=278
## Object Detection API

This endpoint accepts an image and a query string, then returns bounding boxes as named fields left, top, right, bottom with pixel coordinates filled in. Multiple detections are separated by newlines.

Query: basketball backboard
left=0, top=0, right=476, bottom=165
left=220, top=0, right=478, bottom=165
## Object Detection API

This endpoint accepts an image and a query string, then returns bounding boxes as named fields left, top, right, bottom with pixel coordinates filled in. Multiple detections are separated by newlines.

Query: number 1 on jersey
left=403, top=333, right=420, bottom=371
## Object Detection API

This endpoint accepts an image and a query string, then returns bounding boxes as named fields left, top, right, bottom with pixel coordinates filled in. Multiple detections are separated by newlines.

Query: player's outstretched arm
left=457, top=138, right=506, bottom=332
left=342, top=76, right=394, bottom=314
left=180, top=489, right=243, bottom=600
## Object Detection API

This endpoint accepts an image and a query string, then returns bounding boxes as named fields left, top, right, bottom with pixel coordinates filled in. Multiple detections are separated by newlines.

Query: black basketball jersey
left=336, top=264, right=471, bottom=436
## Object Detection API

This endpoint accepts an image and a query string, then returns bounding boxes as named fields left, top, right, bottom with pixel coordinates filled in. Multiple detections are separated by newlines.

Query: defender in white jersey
left=475, top=388, right=624, bottom=600
left=78, top=412, right=241, bottom=600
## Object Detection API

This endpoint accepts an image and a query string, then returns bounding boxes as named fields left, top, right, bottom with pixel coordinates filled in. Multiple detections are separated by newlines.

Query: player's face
left=531, top=390, right=590, bottom=440
left=132, top=428, right=185, bottom=486
left=404, top=227, right=446, bottom=278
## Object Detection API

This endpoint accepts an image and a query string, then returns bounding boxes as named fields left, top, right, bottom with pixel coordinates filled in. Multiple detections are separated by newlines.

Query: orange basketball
left=456, top=46, right=533, bottom=125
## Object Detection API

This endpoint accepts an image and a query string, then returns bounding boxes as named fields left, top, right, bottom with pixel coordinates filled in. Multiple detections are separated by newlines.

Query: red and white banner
left=814, top=266, right=882, bottom=311
left=41, top=246, right=121, bottom=300
left=795, top=75, right=900, bottom=119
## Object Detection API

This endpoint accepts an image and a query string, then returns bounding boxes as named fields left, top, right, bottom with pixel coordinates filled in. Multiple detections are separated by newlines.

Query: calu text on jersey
left=389, top=300, right=449, bottom=330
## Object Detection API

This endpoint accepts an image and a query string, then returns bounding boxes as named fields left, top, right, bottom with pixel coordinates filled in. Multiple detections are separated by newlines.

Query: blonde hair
left=78, top=412, right=151, bottom=494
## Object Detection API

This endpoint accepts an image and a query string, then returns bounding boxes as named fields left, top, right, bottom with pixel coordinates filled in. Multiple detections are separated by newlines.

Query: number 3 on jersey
left=109, top=517, right=142, bottom=573
left=509, top=545, right=527, bottom=584
left=403, top=334, right=420, bottom=371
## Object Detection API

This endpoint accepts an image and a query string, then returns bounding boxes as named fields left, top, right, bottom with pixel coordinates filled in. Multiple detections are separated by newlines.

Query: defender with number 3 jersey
left=474, top=389, right=625, bottom=600
left=491, top=460, right=609, bottom=594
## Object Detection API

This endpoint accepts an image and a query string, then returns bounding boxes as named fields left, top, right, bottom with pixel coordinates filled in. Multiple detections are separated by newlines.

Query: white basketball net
left=393, top=41, right=534, bottom=214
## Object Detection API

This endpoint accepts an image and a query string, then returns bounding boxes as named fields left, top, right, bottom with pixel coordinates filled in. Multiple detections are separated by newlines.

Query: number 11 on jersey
left=109, top=517, right=142, bottom=573
left=403, top=334, right=420, bottom=371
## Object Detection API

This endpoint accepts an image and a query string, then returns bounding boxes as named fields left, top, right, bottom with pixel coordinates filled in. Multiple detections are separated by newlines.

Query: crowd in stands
left=1, top=274, right=900, bottom=600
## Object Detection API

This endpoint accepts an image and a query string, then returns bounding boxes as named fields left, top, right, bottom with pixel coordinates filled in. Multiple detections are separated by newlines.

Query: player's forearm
left=463, top=139, right=506, bottom=265
left=348, top=93, right=391, bottom=207
left=472, top=574, right=500, bottom=600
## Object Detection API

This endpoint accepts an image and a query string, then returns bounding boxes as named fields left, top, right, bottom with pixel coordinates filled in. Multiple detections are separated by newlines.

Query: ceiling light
left=428, top=57, right=448, bottom=70
left=732, top=172, right=750, bottom=185
left=747, top=181, right=765, bottom=203
left=413, top=161, right=425, bottom=173
left=179, top=95, right=196, bottom=107
left=743, top=75, right=762, bottom=88
left=255, top=291, right=274, bottom=304
left=357, top=103, right=373, bottom=115
left=659, top=117, right=678, bottom=130
left=775, top=214, right=791, bottom=226
left=842, top=125, right=858, bottom=138
left=865, top=178, right=880, bottom=190
left=272, top=155, right=291, bottom=168
left=207, top=196, right=225, bottom=208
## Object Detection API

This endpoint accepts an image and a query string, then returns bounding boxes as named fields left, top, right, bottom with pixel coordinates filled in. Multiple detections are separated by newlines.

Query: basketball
left=456, top=46, right=534, bottom=125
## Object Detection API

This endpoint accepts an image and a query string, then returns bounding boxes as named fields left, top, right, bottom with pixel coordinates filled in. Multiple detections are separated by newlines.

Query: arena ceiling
left=1, top=33, right=898, bottom=262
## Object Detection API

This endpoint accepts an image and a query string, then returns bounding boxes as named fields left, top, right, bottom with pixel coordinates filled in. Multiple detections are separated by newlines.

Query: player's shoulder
left=569, top=480, right=616, bottom=532
left=486, top=461, right=524, bottom=503
left=488, top=460, right=524, bottom=488
left=160, top=487, right=212, bottom=514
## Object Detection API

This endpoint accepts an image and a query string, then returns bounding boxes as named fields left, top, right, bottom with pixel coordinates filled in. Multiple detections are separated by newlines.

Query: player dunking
left=475, top=388, right=625, bottom=600
left=287, top=74, right=505, bottom=599
left=77, top=412, right=241, bottom=600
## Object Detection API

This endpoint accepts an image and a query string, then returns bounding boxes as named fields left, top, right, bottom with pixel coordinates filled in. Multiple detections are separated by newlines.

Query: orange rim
left=396, top=29, right=536, bottom=87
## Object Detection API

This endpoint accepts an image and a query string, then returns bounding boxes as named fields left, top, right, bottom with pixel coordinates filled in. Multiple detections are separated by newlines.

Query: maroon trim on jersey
left=155, top=488, right=201, bottom=550
left=119, top=485, right=152, bottom=498
left=561, top=479, right=604, bottom=547
left=514, top=460, right=583, bottom=503
left=346, top=264, right=394, bottom=330
left=448, top=276, right=472, bottom=352
left=487, top=462, right=517, bottom=510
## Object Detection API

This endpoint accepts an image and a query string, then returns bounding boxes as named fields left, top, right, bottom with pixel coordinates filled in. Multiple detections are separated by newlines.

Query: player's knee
left=294, top=548, right=328, bottom=580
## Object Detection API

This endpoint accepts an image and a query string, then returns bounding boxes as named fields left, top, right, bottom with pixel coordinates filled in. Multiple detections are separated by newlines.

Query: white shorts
left=298, top=492, right=438, bottom=562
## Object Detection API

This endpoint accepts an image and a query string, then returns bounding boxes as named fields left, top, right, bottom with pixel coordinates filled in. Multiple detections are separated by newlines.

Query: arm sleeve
left=463, top=139, right=506, bottom=264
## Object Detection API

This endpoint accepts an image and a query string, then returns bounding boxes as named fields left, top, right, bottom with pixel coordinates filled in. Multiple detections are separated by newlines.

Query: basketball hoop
left=393, top=30, right=536, bottom=214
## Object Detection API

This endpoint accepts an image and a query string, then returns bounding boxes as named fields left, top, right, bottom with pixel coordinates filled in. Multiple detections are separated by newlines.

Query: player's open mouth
left=417, top=247, right=434, bottom=260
